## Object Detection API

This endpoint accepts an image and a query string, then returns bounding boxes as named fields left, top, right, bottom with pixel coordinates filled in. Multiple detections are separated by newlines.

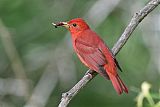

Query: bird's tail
left=107, top=72, right=128, bottom=95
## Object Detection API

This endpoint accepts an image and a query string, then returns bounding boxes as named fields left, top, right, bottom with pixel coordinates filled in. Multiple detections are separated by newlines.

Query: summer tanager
left=52, top=18, right=128, bottom=94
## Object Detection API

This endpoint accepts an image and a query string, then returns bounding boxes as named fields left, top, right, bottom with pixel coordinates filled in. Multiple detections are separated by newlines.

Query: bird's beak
left=52, top=22, right=69, bottom=29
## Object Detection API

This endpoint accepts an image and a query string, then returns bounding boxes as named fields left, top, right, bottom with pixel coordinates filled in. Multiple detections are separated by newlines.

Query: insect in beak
left=52, top=22, right=69, bottom=29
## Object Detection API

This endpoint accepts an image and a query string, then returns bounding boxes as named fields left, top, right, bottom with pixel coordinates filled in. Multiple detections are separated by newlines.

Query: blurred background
left=0, top=0, right=160, bottom=107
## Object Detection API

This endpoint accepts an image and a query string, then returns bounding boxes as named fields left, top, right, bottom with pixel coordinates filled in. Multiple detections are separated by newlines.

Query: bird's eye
left=72, top=23, right=77, bottom=27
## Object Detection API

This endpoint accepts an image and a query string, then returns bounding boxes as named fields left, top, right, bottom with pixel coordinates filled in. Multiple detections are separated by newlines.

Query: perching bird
left=52, top=18, right=128, bottom=94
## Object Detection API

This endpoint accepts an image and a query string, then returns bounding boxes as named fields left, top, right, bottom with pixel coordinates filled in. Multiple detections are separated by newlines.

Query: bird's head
left=52, top=18, right=90, bottom=34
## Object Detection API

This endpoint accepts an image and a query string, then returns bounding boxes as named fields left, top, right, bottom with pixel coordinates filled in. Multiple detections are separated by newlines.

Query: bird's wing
left=99, top=42, right=123, bottom=72
left=113, top=56, right=123, bottom=72
left=75, top=38, right=109, bottom=79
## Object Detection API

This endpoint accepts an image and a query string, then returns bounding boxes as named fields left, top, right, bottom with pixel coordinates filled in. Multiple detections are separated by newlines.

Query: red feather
left=74, top=29, right=128, bottom=94
left=64, top=18, right=128, bottom=94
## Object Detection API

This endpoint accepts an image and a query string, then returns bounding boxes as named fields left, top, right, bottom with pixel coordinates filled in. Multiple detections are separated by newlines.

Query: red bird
left=53, top=18, right=128, bottom=94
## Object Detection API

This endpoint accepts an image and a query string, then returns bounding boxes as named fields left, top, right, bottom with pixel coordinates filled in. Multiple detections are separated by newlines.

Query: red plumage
left=54, top=18, right=128, bottom=94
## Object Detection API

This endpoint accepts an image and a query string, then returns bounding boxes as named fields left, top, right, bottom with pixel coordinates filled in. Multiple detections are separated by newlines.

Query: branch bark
left=58, top=0, right=160, bottom=107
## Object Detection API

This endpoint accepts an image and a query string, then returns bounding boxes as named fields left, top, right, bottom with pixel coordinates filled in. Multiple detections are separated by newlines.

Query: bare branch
left=58, top=0, right=160, bottom=107
left=112, top=0, right=160, bottom=55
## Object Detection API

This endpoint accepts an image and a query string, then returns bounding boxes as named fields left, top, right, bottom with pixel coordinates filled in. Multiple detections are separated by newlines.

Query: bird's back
left=73, top=29, right=117, bottom=76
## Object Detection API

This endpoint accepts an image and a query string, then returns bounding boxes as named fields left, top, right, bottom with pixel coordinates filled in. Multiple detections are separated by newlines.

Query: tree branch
left=58, top=0, right=160, bottom=107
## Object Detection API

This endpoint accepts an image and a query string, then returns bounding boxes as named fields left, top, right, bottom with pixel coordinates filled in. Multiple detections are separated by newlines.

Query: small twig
left=112, top=0, right=160, bottom=55
left=58, top=0, right=160, bottom=107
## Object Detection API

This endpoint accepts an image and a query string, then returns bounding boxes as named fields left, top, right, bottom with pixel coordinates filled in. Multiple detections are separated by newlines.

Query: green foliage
left=0, top=0, right=160, bottom=107
left=136, top=82, right=160, bottom=107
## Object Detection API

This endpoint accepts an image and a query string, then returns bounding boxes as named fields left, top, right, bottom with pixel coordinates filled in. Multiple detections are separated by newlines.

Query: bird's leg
left=85, top=70, right=97, bottom=79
